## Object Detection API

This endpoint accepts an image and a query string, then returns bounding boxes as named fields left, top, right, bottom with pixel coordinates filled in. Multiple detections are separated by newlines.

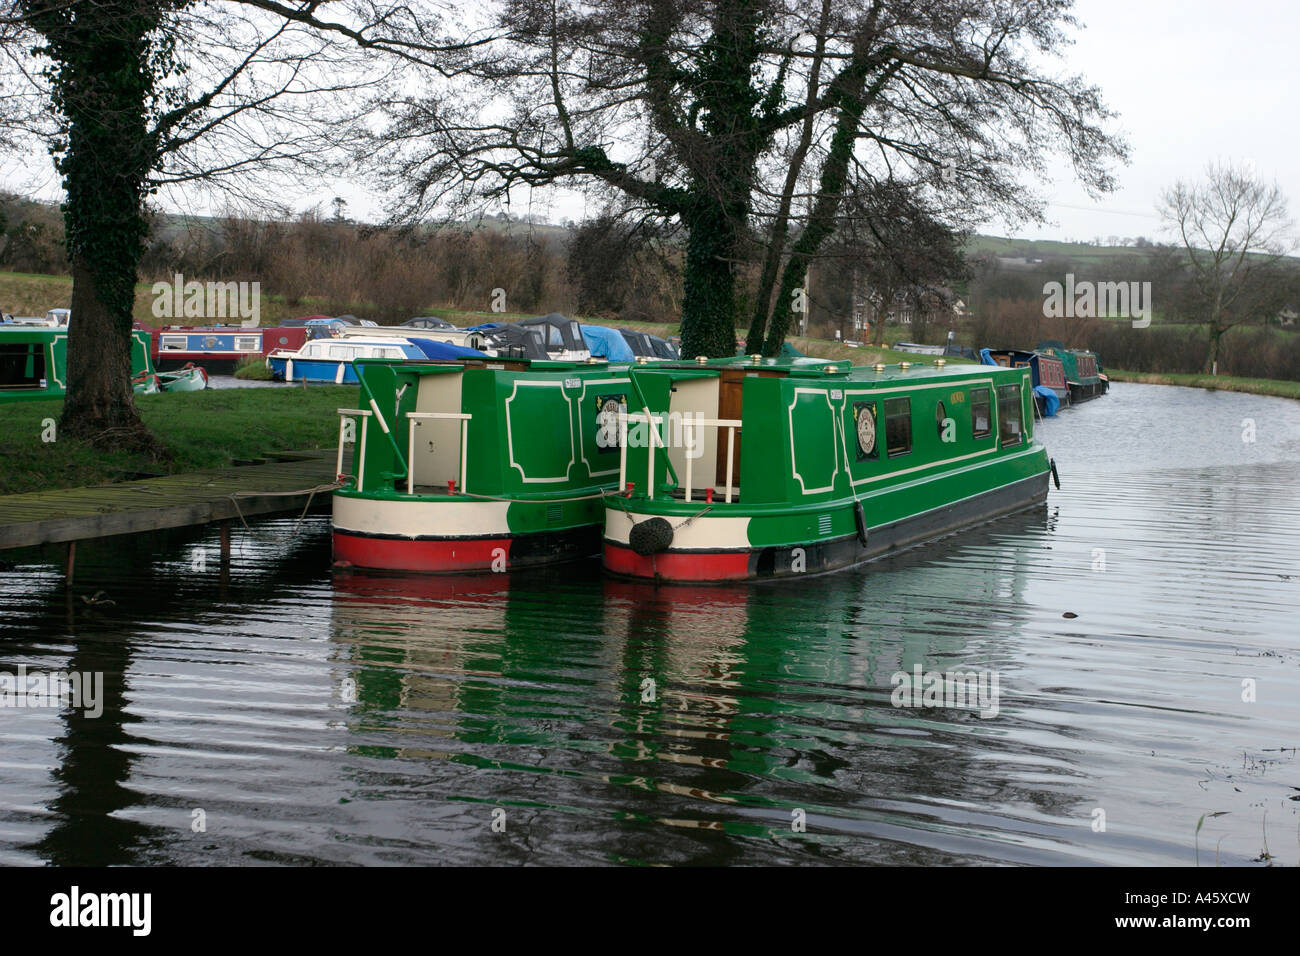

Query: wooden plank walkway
left=0, top=450, right=343, bottom=551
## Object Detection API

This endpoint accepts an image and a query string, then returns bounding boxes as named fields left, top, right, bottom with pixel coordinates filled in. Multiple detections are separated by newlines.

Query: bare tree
left=1158, top=162, right=1297, bottom=373
left=233, top=2, right=1124, bottom=358
left=749, top=1, right=1126, bottom=353
left=7, top=1, right=381, bottom=450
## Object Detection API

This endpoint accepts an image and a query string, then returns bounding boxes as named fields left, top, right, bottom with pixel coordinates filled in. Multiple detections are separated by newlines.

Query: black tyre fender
left=629, top=517, right=674, bottom=556
left=853, top=500, right=869, bottom=546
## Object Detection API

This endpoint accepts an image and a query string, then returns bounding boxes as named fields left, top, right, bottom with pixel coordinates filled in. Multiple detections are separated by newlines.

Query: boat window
left=236, top=336, right=259, bottom=351
left=852, top=402, right=878, bottom=460
left=160, top=335, right=186, bottom=351
left=971, top=388, right=992, bottom=439
left=885, top=397, right=912, bottom=458
left=997, top=384, right=1024, bottom=447
left=0, top=343, right=46, bottom=388
left=304, top=344, right=320, bottom=358
left=329, top=346, right=357, bottom=360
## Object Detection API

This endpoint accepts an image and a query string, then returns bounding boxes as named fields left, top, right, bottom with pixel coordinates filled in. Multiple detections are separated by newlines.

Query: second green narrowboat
left=603, top=355, right=1052, bottom=583
left=332, top=355, right=633, bottom=573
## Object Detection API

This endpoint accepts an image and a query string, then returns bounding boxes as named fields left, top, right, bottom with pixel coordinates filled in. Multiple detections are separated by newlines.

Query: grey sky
left=999, top=0, right=1299, bottom=243
left=4, top=0, right=1295, bottom=246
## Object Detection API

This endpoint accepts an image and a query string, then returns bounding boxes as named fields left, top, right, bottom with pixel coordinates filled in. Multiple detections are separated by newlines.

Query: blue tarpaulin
left=1033, top=384, right=1060, bottom=417
left=408, top=338, right=488, bottom=360
left=978, top=348, right=996, bottom=366
left=580, top=325, right=636, bottom=362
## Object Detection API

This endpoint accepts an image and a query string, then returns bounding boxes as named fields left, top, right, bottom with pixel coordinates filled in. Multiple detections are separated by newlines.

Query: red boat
left=134, top=321, right=313, bottom=373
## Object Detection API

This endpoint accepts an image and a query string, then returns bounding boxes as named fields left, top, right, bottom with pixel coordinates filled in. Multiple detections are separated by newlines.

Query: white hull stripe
left=333, top=495, right=513, bottom=538
left=604, top=508, right=751, bottom=549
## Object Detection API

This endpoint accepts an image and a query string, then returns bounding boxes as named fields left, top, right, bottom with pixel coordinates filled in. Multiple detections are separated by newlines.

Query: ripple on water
left=0, top=383, right=1298, bottom=865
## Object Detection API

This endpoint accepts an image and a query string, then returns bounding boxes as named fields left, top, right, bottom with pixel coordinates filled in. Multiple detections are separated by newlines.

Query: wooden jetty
left=0, top=450, right=343, bottom=580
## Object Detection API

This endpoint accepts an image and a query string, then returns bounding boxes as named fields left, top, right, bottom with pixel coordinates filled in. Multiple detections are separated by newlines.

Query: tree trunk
left=744, top=0, right=833, bottom=354
left=1203, top=326, right=1224, bottom=375
left=871, top=297, right=892, bottom=346
left=761, top=57, right=893, bottom=355
left=679, top=201, right=742, bottom=358
left=26, top=0, right=166, bottom=456
left=59, top=259, right=153, bottom=449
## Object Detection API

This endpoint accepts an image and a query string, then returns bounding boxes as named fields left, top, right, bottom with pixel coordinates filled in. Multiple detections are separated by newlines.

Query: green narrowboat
left=1037, top=341, right=1108, bottom=403
left=331, top=355, right=633, bottom=573
left=603, top=355, right=1052, bottom=583
left=0, top=327, right=155, bottom=402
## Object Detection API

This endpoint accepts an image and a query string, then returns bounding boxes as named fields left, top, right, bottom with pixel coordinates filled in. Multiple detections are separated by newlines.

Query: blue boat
left=267, top=335, right=486, bottom=383
left=979, top=348, right=1070, bottom=416
left=580, top=324, right=636, bottom=362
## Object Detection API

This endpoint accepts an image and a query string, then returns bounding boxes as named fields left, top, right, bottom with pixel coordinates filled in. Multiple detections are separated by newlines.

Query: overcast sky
left=4, top=0, right=1295, bottom=246
left=998, top=0, right=1299, bottom=243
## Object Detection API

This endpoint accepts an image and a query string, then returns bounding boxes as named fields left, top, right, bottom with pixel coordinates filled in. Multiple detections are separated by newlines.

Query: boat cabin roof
left=628, top=353, right=996, bottom=386
left=516, top=313, right=586, bottom=351
left=354, top=355, right=613, bottom=376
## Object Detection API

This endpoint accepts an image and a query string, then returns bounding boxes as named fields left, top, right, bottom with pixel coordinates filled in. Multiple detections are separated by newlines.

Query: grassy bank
left=1, top=386, right=358, bottom=495
left=1107, top=370, right=1300, bottom=400
left=234, top=356, right=273, bottom=380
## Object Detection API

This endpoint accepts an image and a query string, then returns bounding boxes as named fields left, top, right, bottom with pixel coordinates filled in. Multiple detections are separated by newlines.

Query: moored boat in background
left=267, top=335, right=486, bottom=384
left=1037, top=341, right=1108, bottom=403
left=0, top=327, right=154, bottom=403
left=515, top=313, right=592, bottom=361
left=602, top=355, right=1052, bottom=584
left=142, top=323, right=312, bottom=372
left=134, top=363, right=209, bottom=393
left=979, top=347, right=1069, bottom=415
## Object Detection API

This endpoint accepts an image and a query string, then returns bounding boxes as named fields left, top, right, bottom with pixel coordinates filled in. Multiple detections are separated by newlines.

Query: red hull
left=602, top=542, right=751, bottom=582
left=333, top=525, right=601, bottom=574
left=333, top=532, right=513, bottom=573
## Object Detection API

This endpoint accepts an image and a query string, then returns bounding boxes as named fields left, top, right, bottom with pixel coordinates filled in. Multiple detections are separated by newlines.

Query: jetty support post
left=65, top=540, right=76, bottom=586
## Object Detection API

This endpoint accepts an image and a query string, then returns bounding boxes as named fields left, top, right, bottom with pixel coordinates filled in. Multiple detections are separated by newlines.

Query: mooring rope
left=226, top=482, right=342, bottom=538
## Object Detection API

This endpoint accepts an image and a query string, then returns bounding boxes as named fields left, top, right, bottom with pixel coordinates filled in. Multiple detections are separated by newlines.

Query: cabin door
left=716, top=371, right=746, bottom=489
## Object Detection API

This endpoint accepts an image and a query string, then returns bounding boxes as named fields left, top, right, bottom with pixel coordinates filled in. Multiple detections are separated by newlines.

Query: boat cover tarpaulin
left=979, top=348, right=996, bottom=365
left=1033, top=384, right=1060, bottom=416
left=408, top=338, right=487, bottom=360
left=581, top=325, right=636, bottom=362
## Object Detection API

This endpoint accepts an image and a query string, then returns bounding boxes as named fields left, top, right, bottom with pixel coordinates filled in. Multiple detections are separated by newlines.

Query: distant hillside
left=965, top=234, right=1159, bottom=264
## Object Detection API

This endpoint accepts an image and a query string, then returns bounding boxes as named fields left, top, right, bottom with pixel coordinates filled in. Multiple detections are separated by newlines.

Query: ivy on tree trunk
left=24, top=0, right=170, bottom=453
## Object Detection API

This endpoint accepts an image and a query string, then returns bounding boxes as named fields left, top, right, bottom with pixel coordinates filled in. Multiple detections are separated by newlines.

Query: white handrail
left=682, top=418, right=742, bottom=503
left=617, top=410, right=664, bottom=494
left=617, top=412, right=742, bottom=503
left=406, top=411, right=472, bottom=495
left=336, top=408, right=372, bottom=489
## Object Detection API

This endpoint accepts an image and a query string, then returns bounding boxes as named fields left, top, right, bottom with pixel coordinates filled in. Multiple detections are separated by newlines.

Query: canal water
left=1, top=382, right=1297, bottom=866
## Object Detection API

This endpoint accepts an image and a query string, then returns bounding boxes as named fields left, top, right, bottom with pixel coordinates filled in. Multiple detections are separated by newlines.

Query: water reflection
left=1, top=383, right=1298, bottom=865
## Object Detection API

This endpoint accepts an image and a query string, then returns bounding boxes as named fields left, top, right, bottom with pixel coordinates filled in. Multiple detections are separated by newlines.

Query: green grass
left=1107, top=370, right=1300, bottom=400
left=1, top=385, right=358, bottom=495
left=233, top=356, right=273, bottom=380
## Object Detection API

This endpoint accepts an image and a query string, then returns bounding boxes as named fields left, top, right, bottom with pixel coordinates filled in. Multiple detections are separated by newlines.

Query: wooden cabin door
left=716, top=370, right=746, bottom=488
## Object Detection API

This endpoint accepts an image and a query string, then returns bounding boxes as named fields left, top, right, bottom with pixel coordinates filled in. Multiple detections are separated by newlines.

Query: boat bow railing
left=405, top=411, right=472, bottom=495
left=336, top=407, right=376, bottom=489
left=618, top=411, right=741, bottom=503
left=681, top=417, right=742, bottom=503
